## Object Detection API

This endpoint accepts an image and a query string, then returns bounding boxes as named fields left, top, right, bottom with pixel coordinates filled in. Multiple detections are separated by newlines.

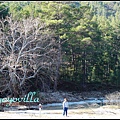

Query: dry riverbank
left=0, top=105, right=120, bottom=119
left=1, top=90, right=120, bottom=119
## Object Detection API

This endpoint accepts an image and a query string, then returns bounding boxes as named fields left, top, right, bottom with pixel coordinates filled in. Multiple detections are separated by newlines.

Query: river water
left=3, top=97, right=119, bottom=111
left=42, top=97, right=109, bottom=110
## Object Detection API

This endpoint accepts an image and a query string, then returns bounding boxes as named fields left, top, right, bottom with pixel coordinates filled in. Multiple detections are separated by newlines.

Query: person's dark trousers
left=63, top=107, right=68, bottom=116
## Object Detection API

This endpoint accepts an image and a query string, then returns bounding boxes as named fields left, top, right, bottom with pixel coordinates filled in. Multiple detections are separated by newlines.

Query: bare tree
left=0, top=16, right=57, bottom=97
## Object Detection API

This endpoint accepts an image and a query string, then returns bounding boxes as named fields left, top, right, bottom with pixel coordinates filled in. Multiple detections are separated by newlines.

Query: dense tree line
left=0, top=1, right=120, bottom=97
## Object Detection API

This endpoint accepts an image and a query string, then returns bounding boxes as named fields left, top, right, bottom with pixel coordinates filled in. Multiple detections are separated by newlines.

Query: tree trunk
left=81, top=50, right=87, bottom=90
left=54, top=38, right=61, bottom=91
left=9, top=69, right=21, bottom=98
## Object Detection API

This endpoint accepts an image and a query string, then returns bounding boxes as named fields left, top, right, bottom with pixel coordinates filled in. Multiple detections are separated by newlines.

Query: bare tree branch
left=0, top=16, right=58, bottom=97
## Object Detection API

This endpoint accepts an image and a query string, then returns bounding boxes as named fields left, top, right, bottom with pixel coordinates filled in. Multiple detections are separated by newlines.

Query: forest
left=0, top=1, right=120, bottom=98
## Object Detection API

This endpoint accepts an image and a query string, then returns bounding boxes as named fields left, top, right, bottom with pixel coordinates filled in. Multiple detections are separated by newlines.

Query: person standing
left=62, top=97, right=69, bottom=116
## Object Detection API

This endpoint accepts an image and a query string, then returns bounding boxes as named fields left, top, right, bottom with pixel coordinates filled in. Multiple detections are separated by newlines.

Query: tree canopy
left=0, top=1, right=120, bottom=97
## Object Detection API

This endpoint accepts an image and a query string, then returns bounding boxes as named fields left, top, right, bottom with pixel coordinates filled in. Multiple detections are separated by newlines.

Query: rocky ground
left=39, top=89, right=120, bottom=104
left=1, top=89, right=120, bottom=109
left=0, top=90, right=120, bottom=119
left=0, top=105, right=120, bottom=119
